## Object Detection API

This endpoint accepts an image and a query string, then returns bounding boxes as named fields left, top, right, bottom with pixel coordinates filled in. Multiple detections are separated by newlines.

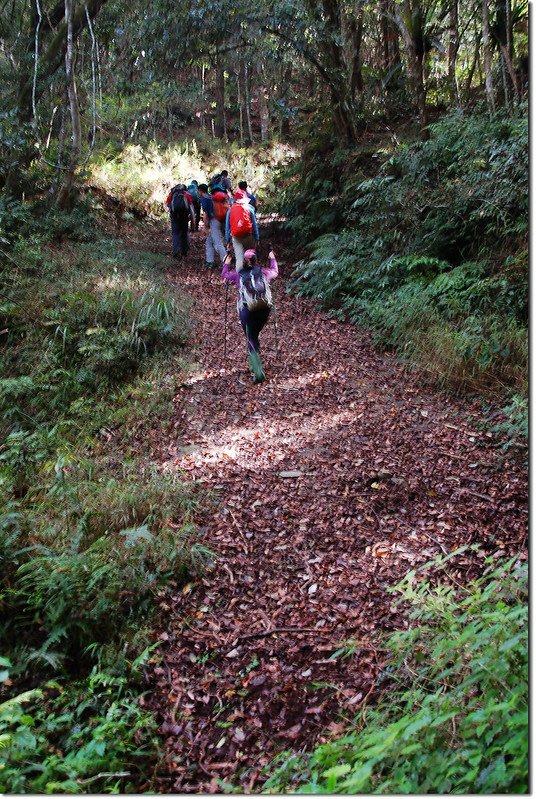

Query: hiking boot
left=205, top=262, right=215, bottom=269
left=249, top=351, right=265, bottom=384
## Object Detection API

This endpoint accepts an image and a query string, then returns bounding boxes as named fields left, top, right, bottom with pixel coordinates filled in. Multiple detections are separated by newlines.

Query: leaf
left=322, top=764, right=351, bottom=779
left=119, top=524, right=153, bottom=545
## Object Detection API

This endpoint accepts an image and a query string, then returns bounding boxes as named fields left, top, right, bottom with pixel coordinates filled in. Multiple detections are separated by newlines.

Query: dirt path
left=143, top=225, right=527, bottom=793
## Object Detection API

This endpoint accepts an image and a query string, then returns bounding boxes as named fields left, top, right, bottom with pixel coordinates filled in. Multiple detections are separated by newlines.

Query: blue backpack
left=187, top=182, right=199, bottom=201
left=209, top=173, right=222, bottom=191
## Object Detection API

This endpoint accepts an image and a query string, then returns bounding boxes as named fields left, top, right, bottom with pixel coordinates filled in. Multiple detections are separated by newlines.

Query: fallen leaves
left=140, top=227, right=527, bottom=794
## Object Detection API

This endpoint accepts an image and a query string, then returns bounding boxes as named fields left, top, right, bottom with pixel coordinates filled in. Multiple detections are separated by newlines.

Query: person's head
left=238, top=180, right=248, bottom=191
left=176, top=183, right=187, bottom=191
left=234, top=189, right=248, bottom=202
left=189, top=179, right=198, bottom=186
left=198, top=183, right=208, bottom=195
left=221, top=170, right=228, bottom=177
left=243, top=248, right=257, bottom=268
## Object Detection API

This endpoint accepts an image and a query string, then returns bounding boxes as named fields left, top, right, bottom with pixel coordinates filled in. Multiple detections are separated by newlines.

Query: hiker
left=186, top=179, right=201, bottom=231
left=222, top=247, right=278, bottom=384
left=237, top=180, right=257, bottom=209
left=220, top=170, right=233, bottom=194
left=166, top=183, right=196, bottom=259
left=198, top=183, right=227, bottom=268
left=208, top=173, right=224, bottom=192
left=225, top=189, right=259, bottom=271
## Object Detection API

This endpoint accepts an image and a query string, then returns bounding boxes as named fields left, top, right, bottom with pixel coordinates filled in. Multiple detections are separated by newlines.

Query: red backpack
left=229, top=203, right=253, bottom=238
left=212, top=191, right=230, bottom=222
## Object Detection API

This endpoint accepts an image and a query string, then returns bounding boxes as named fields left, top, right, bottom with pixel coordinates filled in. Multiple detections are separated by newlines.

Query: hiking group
left=166, top=171, right=277, bottom=385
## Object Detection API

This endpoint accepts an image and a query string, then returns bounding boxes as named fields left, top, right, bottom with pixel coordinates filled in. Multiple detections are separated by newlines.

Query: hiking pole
left=272, top=285, right=279, bottom=359
left=269, top=242, right=279, bottom=359
left=224, top=281, right=229, bottom=359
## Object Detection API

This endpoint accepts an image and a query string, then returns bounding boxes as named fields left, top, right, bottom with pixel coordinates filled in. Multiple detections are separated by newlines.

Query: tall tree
left=447, top=0, right=459, bottom=103
left=56, top=0, right=81, bottom=208
left=393, top=0, right=429, bottom=136
left=482, top=0, right=496, bottom=112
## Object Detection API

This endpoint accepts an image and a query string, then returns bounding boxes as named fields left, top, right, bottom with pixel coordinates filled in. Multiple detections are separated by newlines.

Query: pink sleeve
left=222, top=261, right=239, bottom=284
left=262, top=256, right=278, bottom=281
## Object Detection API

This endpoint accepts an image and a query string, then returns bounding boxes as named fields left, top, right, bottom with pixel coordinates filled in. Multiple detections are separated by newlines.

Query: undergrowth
left=284, top=107, right=528, bottom=443
left=263, top=553, right=528, bottom=794
left=0, top=207, right=201, bottom=792
left=90, top=138, right=296, bottom=216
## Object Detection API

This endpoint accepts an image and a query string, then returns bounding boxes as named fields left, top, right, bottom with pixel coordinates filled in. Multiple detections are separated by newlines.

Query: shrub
left=288, top=108, right=528, bottom=414
left=0, top=650, right=160, bottom=793
left=0, top=181, right=203, bottom=794
left=0, top=464, right=197, bottom=663
left=263, top=555, right=528, bottom=794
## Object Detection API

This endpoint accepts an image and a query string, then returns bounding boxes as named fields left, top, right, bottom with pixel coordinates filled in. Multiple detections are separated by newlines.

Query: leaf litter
left=139, top=224, right=527, bottom=793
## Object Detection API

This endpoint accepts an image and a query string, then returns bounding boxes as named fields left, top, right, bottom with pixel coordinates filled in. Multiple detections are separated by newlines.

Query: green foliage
left=1, top=235, right=190, bottom=434
left=275, top=130, right=356, bottom=246
left=0, top=651, right=160, bottom=793
left=0, top=214, right=200, bottom=792
left=0, top=228, right=196, bottom=661
left=288, top=109, right=527, bottom=429
left=487, top=394, right=528, bottom=449
left=1, top=469, right=195, bottom=659
left=263, top=556, right=528, bottom=794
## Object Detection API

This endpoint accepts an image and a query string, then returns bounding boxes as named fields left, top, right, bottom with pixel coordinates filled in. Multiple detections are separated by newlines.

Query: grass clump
left=263, top=554, right=528, bottom=794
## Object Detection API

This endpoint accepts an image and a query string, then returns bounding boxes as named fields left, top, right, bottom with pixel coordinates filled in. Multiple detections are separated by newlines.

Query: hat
left=244, top=249, right=257, bottom=262
left=233, top=190, right=247, bottom=201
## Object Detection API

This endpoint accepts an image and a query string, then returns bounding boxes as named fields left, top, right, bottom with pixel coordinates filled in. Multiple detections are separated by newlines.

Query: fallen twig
left=77, top=771, right=130, bottom=785
left=237, top=625, right=334, bottom=642
left=420, top=530, right=449, bottom=555
left=228, top=507, right=249, bottom=551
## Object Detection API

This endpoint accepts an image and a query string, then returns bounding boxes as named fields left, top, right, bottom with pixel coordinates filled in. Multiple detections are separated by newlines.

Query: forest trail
left=142, top=223, right=527, bottom=793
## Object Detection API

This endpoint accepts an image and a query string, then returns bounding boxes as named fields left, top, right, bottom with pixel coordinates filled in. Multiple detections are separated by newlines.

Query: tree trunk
left=237, top=69, right=244, bottom=145
left=447, top=0, right=459, bottom=104
left=464, top=33, right=481, bottom=97
left=3, top=0, right=107, bottom=194
left=331, top=93, right=358, bottom=143
left=380, top=0, right=390, bottom=70
left=57, top=0, right=81, bottom=209
left=394, top=0, right=428, bottom=137
left=482, top=0, right=495, bottom=112
left=280, top=62, right=292, bottom=138
left=315, top=0, right=359, bottom=142
left=500, top=42, right=520, bottom=103
left=344, top=2, right=364, bottom=100
left=17, top=0, right=107, bottom=126
left=244, top=62, right=253, bottom=144
left=256, top=62, right=270, bottom=141
left=214, top=55, right=225, bottom=139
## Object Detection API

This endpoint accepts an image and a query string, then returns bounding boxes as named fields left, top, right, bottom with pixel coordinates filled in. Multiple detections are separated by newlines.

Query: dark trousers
left=171, top=214, right=189, bottom=256
left=191, top=199, right=201, bottom=231
left=239, top=306, right=271, bottom=353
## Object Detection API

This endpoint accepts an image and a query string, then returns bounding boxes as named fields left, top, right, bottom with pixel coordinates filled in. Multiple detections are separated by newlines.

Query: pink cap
left=244, top=249, right=257, bottom=261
